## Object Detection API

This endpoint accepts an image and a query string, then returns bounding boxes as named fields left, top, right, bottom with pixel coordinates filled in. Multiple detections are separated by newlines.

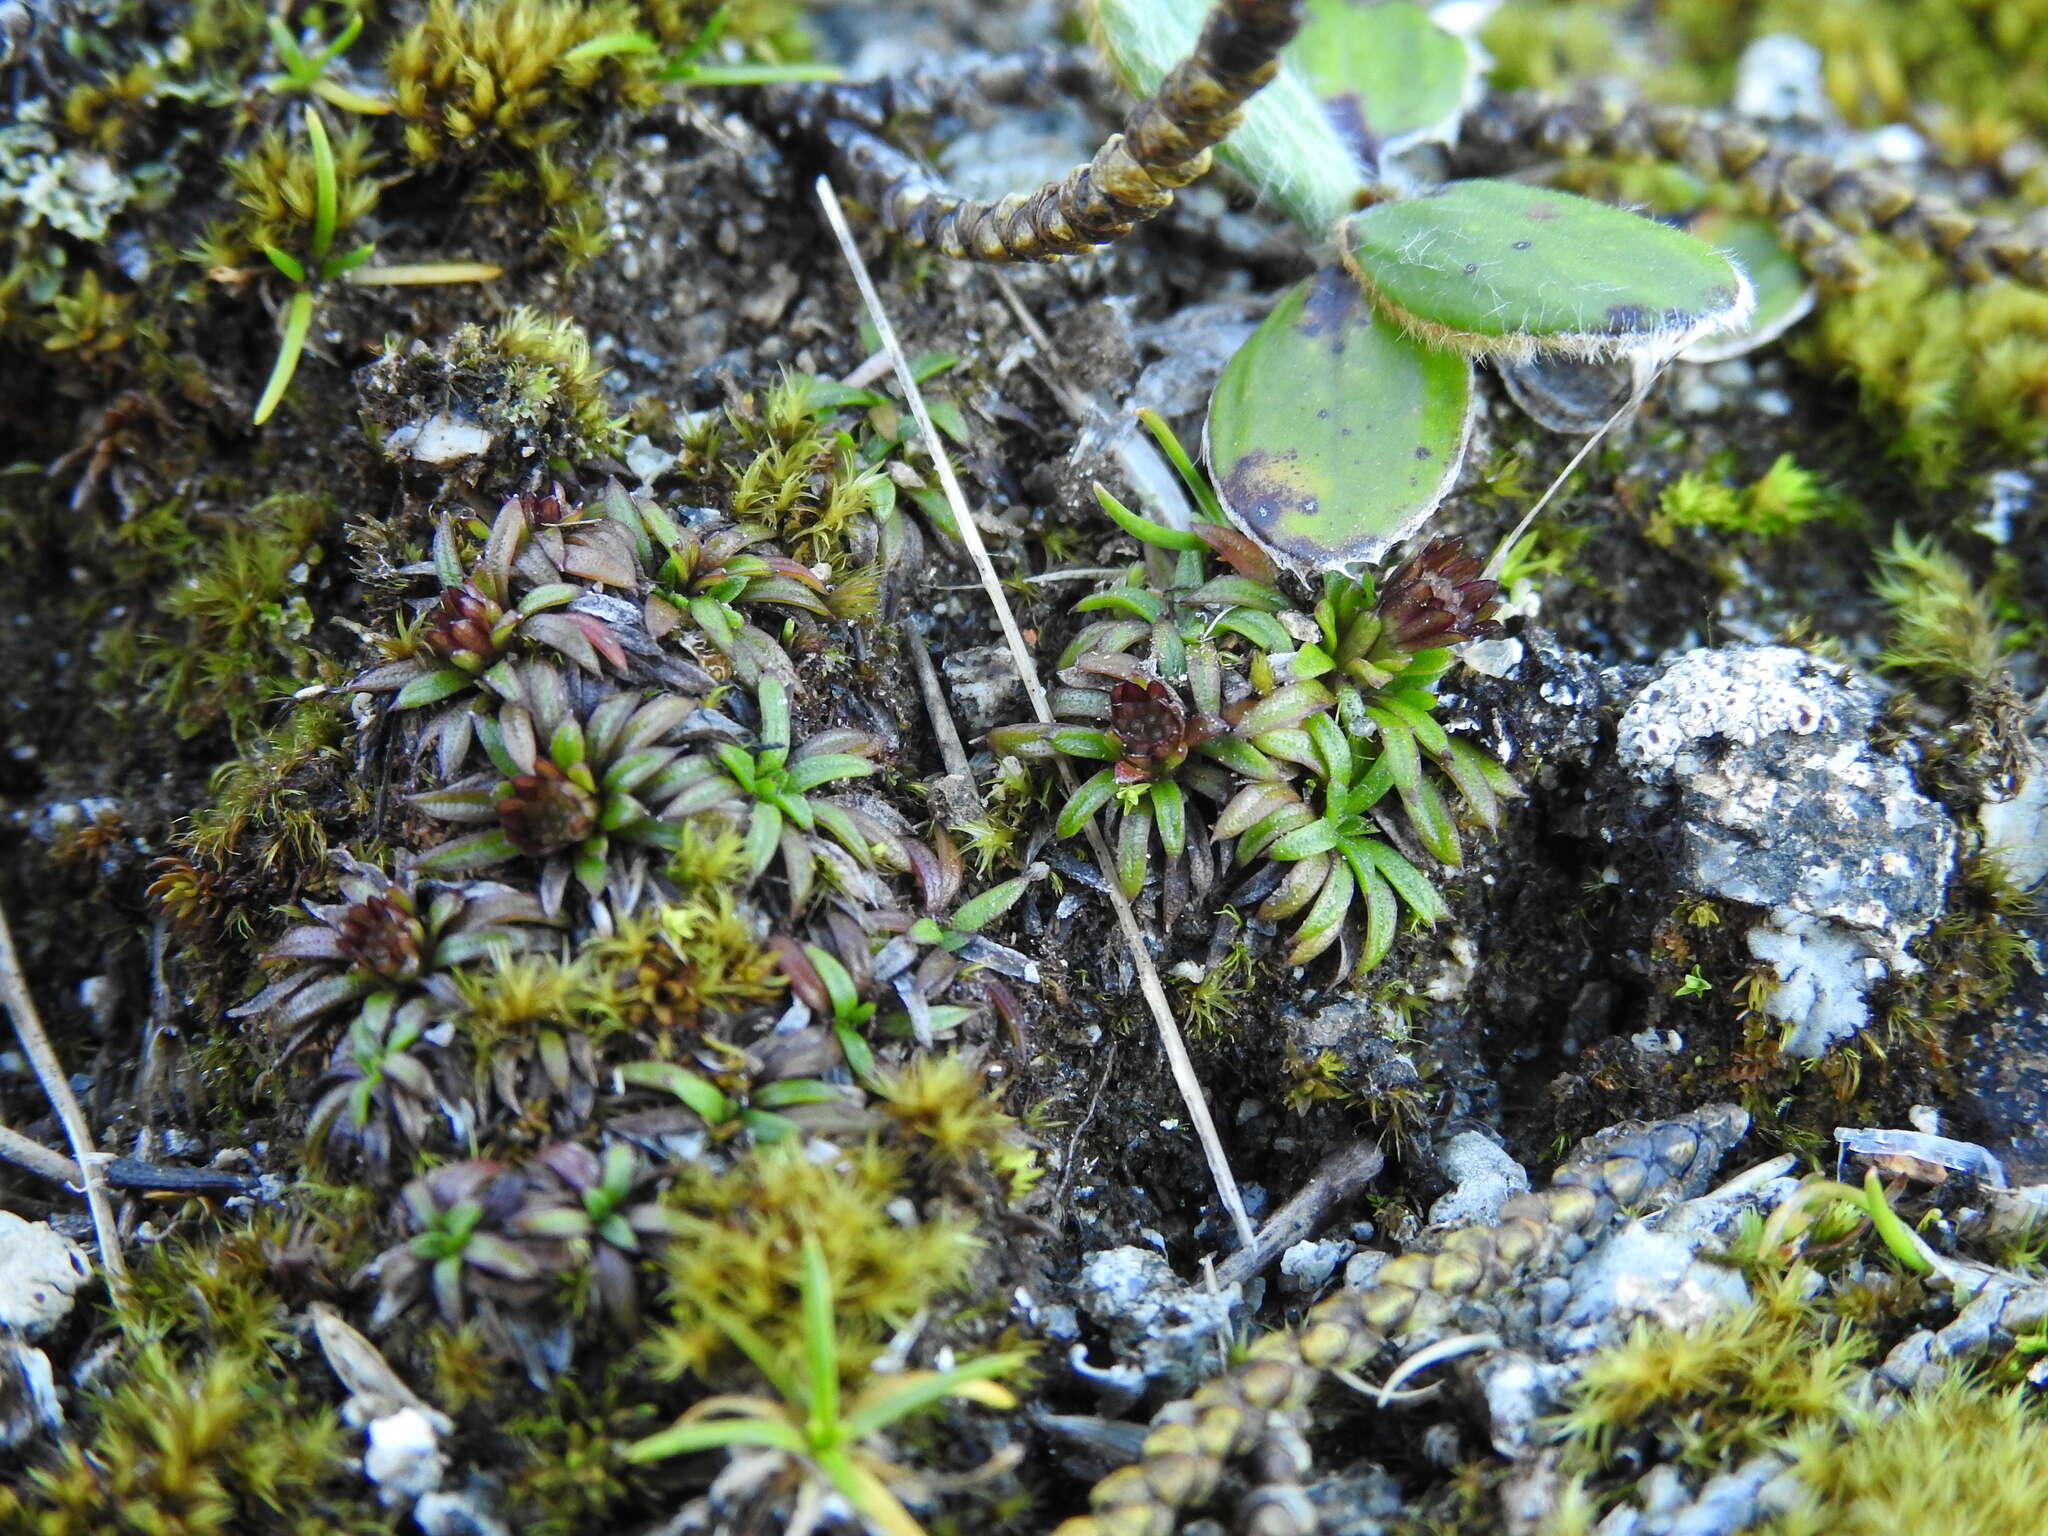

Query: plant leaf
left=1678, top=207, right=1816, bottom=364
left=1342, top=179, right=1755, bottom=360
left=1294, top=0, right=1474, bottom=167
left=1208, top=265, right=1474, bottom=576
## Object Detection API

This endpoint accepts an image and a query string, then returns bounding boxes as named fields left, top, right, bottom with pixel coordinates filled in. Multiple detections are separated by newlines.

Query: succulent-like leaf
left=1116, top=797, right=1154, bottom=898
left=1678, top=208, right=1815, bottom=364
left=1294, top=0, right=1473, bottom=167
left=1287, top=856, right=1355, bottom=966
left=1084, top=0, right=1368, bottom=233
left=1208, top=265, right=1475, bottom=576
left=394, top=667, right=470, bottom=710
left=1057, top=768, right=1120, bottom=839
left=1341, top=179, right=1755, bottom=361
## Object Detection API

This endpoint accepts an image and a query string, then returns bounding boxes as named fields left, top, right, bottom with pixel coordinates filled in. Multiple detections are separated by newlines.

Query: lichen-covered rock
left=0, top=1212, right=91, bottom=1340
left=1069, top=1245, right=1245, bottom=1400
left=1615, top=645, right=1956, bottom=1055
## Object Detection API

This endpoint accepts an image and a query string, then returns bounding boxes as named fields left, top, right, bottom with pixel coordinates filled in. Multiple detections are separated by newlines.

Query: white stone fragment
left=0, top=1211, right=91, bottom=1339
left=1428, top=1131, right=1530, bottom=1229
left=364, top=1406, right=446, bottom=1503
left=386, top=411, right=494, bottom=466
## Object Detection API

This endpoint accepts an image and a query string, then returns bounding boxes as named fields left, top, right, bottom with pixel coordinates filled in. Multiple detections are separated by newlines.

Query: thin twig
left=818, top=175, right=1256, bottom=1250
left=1214, top=1139, right=1384, bottom=1288
left=0, top=1119, right=83, bottom=1185
left=0, top=896, right=129, bottom=1294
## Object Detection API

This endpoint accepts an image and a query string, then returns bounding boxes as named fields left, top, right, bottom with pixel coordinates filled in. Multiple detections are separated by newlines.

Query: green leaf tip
left=1206, top=264, right=1475, bottom=577
left=1341, top=179, right=1757, bottom=362
left=1294, top=0, right=1475, bottom=169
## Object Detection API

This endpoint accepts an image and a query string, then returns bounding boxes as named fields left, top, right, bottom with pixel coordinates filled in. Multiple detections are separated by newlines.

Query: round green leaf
left=1086, top=0, right=1367, bottom=233
left=1295, top=0, right=1474, bottom=165
left=1207, top=265, right=1475, bottom=577
left=1678, top=209, right=1815, bottom=364
left=1342, top=179, right=1756, bottom=360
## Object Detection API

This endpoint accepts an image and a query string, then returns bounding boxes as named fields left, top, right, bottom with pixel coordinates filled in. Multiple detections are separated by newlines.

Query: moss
left=688, top=372, right=891, bottom=569
left=387, top=0, right=658, bottom=166
left=1764, top=1376, right=2048, bottom=1536
left=103, top=492, right=337, bottom=741
left=179, top=696, right=355, bottom=899
left=1790, top=251, right=2048, bottom=485
left=189, top=117, right=381, bottom=273
left=648, top=1140, right=982, bottom=1385
left=356, top=306, right=626, bottom=473
left=1646, top=453, right=1851, bottom=547
left=586, top=887, right=785, bottom=1042
left=1872, top=526, right=2016, bottom=697
left=1556, top=1266, right=1868, bottom=1476
left=875, top=1052, right=1043, bottom=1200
left=2, top=1226, right=388, bottom=1536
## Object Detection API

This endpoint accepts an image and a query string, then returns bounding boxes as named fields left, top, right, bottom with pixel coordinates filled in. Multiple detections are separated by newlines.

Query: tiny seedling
left=624, top=1235, right=1028, bottom=1536
left=251, top=106, right=500, bottom=426
left=263, top=5, right=391, bottom=115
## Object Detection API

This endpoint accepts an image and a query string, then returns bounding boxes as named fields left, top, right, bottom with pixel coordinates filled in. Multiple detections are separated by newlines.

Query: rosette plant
left=409, top=667, right=702, bottom=914
left=659, top=676, right=895, bottom=910
left=368, top=1159, right=545, bottom=1328
left=992, top=647, right=1311, bottom=906
left=303, top=990, right=464, bottom=1176
left=230, top=855, right=552, bottom=1033
left=595, top=484, right=842, bottom=687
left=512, top=1141, right=681, bottom=1330
left=353, top=491, right=633, bottom=777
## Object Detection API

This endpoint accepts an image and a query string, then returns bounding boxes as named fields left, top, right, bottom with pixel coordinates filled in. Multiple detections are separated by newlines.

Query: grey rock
left=0, top=1212, right=91, bottom=1340
left=1070, top=1246, right=1245, bottom=1399
left=1732, top=34, right=1828, bottom=122
left=1303, top=1460, right=1405, bottom=1535
left=1616, top=646, right=1955, bottom=1055
left=1279, top=1237, right=1351, bottom=1293
left=0, top=1340, right=62, bottom=1451
left=1427, top=1131, right=1530, bottom=1229
left=1547, top=1222, right=1750, bottom=1355
left=1478, top=1351, right=1574, bottom=1456
left=941, top=644, right=1027, bottom=736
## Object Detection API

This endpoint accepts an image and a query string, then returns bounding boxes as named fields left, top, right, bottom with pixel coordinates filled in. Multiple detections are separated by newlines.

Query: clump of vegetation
left=647, top=1141, right=981, bottom=1383
left=994, top=422, right=1516, bottom=969
left=1794, top=255, right=2048, bottom=485
left=1871, top=526, right=2017, bottom=701
left=122, top=493, right=335, bottom=741
left=680, top=372, right=892, bottom=570
left=1555, top=1264, right=1868, bottom=1474
left=1647, top=454, right=1851, bottom=545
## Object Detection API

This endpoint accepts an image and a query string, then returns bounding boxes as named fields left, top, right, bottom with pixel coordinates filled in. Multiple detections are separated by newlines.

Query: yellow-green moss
left=1764, top=1376, right=2048, bottom=1536
left=648, top=1141, right=981, bottom=1384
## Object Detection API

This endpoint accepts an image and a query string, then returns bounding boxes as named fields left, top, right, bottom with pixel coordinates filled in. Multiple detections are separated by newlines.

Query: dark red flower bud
left=1109, top=679, right=1220, bottom=781
left=420, top=583, right=507, bottom=671
left=507, top=484, right=577, bottom=528
left=495, top=760, right=599, bottom=856
left=335, top=887, right=428, bottom=983
left=1374, top=536, right=1503, bottom=653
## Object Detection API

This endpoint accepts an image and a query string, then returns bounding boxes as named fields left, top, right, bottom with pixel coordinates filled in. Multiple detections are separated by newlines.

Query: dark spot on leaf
left=1603, top=303, right=1654, bottom=333
left=1463, top=262, right=1479, bottom=274
left=1703, top=283, right=1738, bottom=310
left=1512, top=239, right=1531, bottom=250
left=1221, top=448, right=1315, bottom=531
left=1317, top=408, right=1330, bottom=419
left=1413, top=445, right=1431, bottom=459
left=1296, top=265, right=1361, bottom=340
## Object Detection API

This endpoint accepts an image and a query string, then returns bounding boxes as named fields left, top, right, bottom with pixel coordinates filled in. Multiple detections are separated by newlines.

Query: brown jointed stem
left=812, top=0, right=1306, bottom=261
left=1050, top=1104, right=1751, bottom=1536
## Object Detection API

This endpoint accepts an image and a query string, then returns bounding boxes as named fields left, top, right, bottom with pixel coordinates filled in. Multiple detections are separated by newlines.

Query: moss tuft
left=648, top=1140, right=981, bottom=1385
